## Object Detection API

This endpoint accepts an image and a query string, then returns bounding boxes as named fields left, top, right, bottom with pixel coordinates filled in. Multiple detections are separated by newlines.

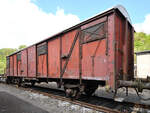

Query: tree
left=134, top=32, right=150, bottom=52
left=18, top=45, right=27, bottom=50
left=0, top=45, right=27, bottom=74
left=134, top=32, right=150, bottom=63
left=0, top=48, right=17, bottom=74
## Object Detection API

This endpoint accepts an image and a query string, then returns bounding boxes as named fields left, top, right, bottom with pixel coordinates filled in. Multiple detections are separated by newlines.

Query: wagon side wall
left=127, top=24, right=134, bottom=80
left=37, top=42, right=48, bottom=78
left=9, top=56, right=14, bottom=76
left=6, top=57, right=10, bottom=76
left=107, top=13, right=115, bottom=88
left=13, top=54, right=17, bottom=76
left=114, top=12, right=125, bottom=82
left=114, top=11, right=134, bottom=83
left=21, top=49, right=28, bottom=77
left=27, top=45, right=36, bottom=78
left=48, top=37, right=60, bottom=78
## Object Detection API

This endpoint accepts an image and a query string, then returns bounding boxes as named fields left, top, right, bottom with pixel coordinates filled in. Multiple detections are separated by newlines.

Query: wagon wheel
left=17, top=78, right=22, bottom=87
left=31, top=81, right=35, bottom=86
left=6, top=77, right=13, bottom=84
left=64, top=87, right=81, bottom=100
left=6, top=77, right=10, bottom=84
left=19, top=78, right=23, bottom=87
left=84, top=87, right=97, bottom=96
left=64, top=87, right=69, bottom=97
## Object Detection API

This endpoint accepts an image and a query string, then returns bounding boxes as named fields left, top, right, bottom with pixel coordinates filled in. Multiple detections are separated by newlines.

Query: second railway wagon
left=6, top=5, right=134, bottom=97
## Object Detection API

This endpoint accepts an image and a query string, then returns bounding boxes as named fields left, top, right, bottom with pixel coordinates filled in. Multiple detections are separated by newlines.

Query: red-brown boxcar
left=6, top=5, right=134, bottom=97
left=27, top=45, right=36, bottom=78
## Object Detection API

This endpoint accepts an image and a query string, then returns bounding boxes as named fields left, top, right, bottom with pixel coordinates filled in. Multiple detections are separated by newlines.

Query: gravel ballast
left=0, top=83, right=102, bottom=113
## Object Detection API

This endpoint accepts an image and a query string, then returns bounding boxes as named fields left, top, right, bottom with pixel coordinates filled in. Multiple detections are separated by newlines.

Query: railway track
left=1, top=82, right=150, bottom=113
left=16, top=85, right=121, bottom=113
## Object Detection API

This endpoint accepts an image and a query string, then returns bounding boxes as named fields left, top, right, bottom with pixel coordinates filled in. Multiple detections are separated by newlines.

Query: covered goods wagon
left=6, top=5, right=134, bottom=97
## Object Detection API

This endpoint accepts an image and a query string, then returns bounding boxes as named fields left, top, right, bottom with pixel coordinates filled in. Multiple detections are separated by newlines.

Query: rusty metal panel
left=107, top=14, right=115, bottom=88
left=115, top=14, right=124, bottom=81
left=81, top=16, right=110, bottom=81
left=37, top=42, right=47, bottom=78
left=28, top=46, right=36, bottom=77
left=48, top=38, right=60, bottom=78
left=123, top=19, right=128, bottom=80
left=9, top=56, right=14, bottom=76
left=82, top=39, right=107, bottom=80
left=17, top=52, right=21, bottom=76
left=13, top=54, right=17, bottom=76
left=6, top=57, right=10, bottom=76
left=37, top=54, right=47, bottom=77
left=21, top=49, right=27, bottom=77
left=127, top=25, right=134, bottom=80
left=17, top=60, right=21, bottom=76
left=61, top=30, right=79, bottom=79
left=81, top=16, right=107, bottom=30
left=115, top=13, right=134, bottom=81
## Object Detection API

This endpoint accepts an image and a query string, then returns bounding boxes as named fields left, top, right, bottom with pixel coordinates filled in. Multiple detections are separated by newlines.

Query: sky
left=0, top=0, right=150, bottom=49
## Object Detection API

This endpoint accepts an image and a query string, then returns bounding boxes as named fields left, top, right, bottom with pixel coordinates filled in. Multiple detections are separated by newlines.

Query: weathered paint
left=9, top=56, right=14, bottom=76
left=17, top=60, right=21, bottom=76
left=82, top=39, right=107, bottom=79
left=115, top=13, right=124, bottom=81
left=127, top=25, right=134, bottom=80
left=114, top=13, right=134, bottom=85
left=28, top=46, right=36, bottom=77
left=115, top=13, right=134, bottom=81
left=107, top=14, right=115, bottom=88
left=61, top=30, right=79, bottom=79
left=48, top=38, right=60, bottom=78
left=17, top=52, right=21, bottom=76
left=21, top=49, right=27, bottom=77
left=81, top=16, right=107, bottom=30
left=123, top=19, right=128, bottom=80
left=37, top=42, right=47, bottom=77
left=37, top=54, right=47, bottom=77
left=13, top=54, right=17, bottom=76
left=6, top=57, right=10, bottom=76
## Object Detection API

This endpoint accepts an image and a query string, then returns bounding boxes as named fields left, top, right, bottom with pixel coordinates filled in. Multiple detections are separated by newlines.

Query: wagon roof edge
left=135, top=50, right=150, bottom=55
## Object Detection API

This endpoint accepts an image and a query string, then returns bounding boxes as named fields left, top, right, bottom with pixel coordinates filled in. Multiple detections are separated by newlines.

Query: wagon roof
left=135, top=50, right=150, bottom=55
left=7, top=5, right=133, bottom=57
